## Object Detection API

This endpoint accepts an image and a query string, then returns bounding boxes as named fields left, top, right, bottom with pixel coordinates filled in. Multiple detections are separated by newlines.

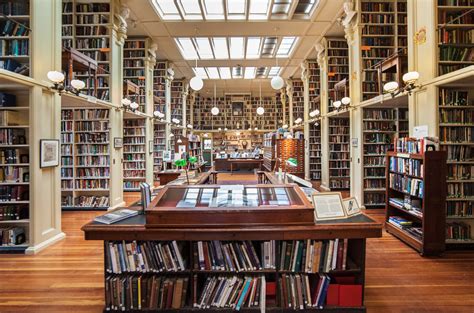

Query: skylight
left=175, top=37, right=299, bottom=60
left=193, top=66, right=281, bottom=79
left=151, top=0, right=320, bottom=21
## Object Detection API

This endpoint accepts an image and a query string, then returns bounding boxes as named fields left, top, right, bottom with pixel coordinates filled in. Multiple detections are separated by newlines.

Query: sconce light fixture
left=47, top=71, right=85, bottom=96
left=383, top=71, right=420, bottom=98
left=309, top=109, right=320, bottom=118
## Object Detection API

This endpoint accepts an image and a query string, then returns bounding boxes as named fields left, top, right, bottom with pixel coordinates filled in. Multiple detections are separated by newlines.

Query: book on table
left=94, top=208, right=138, bottom=225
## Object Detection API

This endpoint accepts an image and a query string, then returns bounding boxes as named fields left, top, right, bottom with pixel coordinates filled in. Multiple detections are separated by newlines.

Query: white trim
left=25, top=232, right=66, bottom=255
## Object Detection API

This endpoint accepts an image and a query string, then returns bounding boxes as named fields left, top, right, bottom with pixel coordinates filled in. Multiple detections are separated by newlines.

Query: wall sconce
left=203, top=133, right=208, bottom=137
left=47, top=71, right=85, bottom=96
left=177, top=138, right=183, bottom=143
left=309, top=109, right=320, bottom=118
left=224, top=127, right=228, bottom=131
left=383, top=71, right=420, bottom=98
left=294, top=117, right=303, bottom=125
left=153, top=110, right=165, bottom=122
left=187, top=124, right=193, bottom=129
left=121, top=98, right=139, bottom=112
left=282, top=124, right=289, bottom=130
left=172, top=118, right=180, bottom=125
left=218, top=127, right=222, bottom=131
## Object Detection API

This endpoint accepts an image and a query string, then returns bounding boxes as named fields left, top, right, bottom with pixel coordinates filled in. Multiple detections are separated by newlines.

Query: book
left=94, top=208, right=138, bottom=225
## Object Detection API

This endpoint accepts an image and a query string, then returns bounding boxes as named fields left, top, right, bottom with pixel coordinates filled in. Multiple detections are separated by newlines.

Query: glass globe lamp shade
left=333, top=101, right=342, bottom=109
left=383, top=81, right=399, bottom=93
left=211, top=107, right=219, bottom=115
left=130, top=102, right=139, bottom=110
left=402, top=71, right=420, bottom=84
left=153, top=111, right=161, bottom=118
left=282, top=124, right=288, bottom=129
left=254, top=127, right=258, bottom=131
left=47, top=71, right=65, bottom=83
left=177, top=138, right=182, bottom=143
left=341, top=97, right=351, bottom=105
left=256, top=107, right=265, bottom=115
left=121, top=98, right=131, bottom=106
left=224, top=127, right=228, bottom=131
left=71, top=79, right=85, bottom=90
left=190, top=76, right=204, bottom=91
left=271, top=76, right=284, bottom=90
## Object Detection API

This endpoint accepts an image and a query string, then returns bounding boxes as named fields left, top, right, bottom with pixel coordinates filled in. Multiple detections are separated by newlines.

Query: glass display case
left=146, top=184, right=315, bottom=228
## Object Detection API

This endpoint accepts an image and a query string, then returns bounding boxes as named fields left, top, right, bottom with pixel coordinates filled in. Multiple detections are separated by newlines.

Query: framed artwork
left=232, top=101, right=244, bottom=116
left=163, top=150, right=172, bottom=162
left=312, top=192, right=347, bottom=221
left=40, top=139, right=60, bottom=168
left=149, top=140, right=154, bottom=155
left=343, top=197, right=361, bottom=217
left=114, top=137, right=123, bottom=148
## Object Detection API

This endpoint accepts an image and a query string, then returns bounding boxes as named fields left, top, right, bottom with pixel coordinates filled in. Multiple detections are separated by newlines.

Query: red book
left=326, top=284, right=339, bottom=306
left=266, top=281, right=276, bottom=296
left=339, top=285, right=362, bottom=307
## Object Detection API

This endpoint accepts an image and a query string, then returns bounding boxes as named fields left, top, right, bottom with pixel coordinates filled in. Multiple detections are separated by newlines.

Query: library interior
left=0, top=0, right=473, bottom=312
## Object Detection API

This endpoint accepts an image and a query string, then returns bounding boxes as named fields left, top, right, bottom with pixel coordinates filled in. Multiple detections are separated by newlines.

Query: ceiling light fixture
left=211, top=83, right=219, bottom=115
left=47, top=71, right=85, bottom=96
left=256, top=82, right=265, bottom=115
left=271, top=28, right=285, bottom=90
left=190, top=28, right=204, bottom=91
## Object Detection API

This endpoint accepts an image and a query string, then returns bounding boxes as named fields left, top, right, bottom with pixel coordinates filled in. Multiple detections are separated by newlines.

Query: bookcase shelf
left=153, top=122, right=166, bottom=181
left=438, top=87, right=474, bottom=244
left=327, top=39, right=349, bottom=113
left=124, top=38, right=148, bottom=113
left=60, top=108, right=110, bottom=210
left=61, top=0, right=112, bottom=101
left=0, top=88, right=30, bottom=252
left=308, top=61, right=321, bottom=181
left=329, top=117, right=350, bottom=190
left=123, top=119, right=146, bottom=191
left=437, top=1, right=474, bottom=76
left=359, top=0, right=407, bottom=101
left=0, top=0, right=30, bottom=76
left=385, top=150, right=447, bottom=255
left=292, top=80, right=304, bottom=124
left=154, top=61, right=167, bottom=113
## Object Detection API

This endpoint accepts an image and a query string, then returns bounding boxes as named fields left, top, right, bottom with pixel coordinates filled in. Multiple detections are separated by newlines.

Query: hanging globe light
left=271, top=76, right=284, bottom=90
left=211, top=107, right=219, bottom=115
left=256, top=107, right=265, bottom=115
left=190, top=76, right=203, bottom=91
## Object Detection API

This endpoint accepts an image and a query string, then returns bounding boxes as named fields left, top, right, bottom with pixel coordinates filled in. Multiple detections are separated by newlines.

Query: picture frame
left=40, top=139, right=60, bottom=168
left=343, top=197, right=361, bottom=217
left=312, top=192, right=347, bottom=221
left=149, top=140, right=154, bottom=155
left=114, top=137, right=123, bottom=149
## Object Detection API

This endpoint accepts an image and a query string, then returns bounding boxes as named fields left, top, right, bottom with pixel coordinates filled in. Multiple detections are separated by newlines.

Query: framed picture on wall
left=114, top=137, right=123, bottom=148
left=40, top=139, right=60, bottom=168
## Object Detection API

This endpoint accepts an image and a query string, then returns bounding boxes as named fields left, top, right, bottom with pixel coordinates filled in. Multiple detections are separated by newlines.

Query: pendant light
left=271, top=27, right=285, bottom=90
left=256, top=82, right=265, bottom=115
left=211, top=83, right=219, bottom=115
left=190, top=28, right=204, bottom=91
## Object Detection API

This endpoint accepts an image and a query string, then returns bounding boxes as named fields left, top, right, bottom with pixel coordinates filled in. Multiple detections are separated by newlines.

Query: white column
left=301, top=61, right=311, bottom=180
left=182, top=82, right=189, bottom=136
left=286, top=80, right=294, bottom=126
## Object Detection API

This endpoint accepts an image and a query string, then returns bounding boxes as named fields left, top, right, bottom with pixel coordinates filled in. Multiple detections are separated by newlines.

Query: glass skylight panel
left=268, top=66, right=280, bottom=77
left=152, top=0, right=181, bottom=20
left=246, top=37, right=262, bottom=59
left=271, top=0, right=291, bottom=15
left=244, top=67, right=256, bottom=79
left=178, top=0, right=203, bottom=20
left=294, top=0, right=318, bottom=15
left=194, top=67, right=208, bottom=79
left=227, top=0, right=246, bottom=19
left=175, top=38, right=198, bottom=60
left=249, top=0, right=270, bottom=20
left=229, top=37, right=245, bottom=59
left=232, top=67, right=243, bottom=78
left=212, top=38, right=229, bottom=59
left=203, top=0, right=225, bottom=20
left=256, top=67, right=266, bottom=77
left=276, top=36, right=297, bottom=57
left=261, top=37, right=277, bottom=57
left=195, top=37, right=214, bottom=59
left=206, top=67, right=220, bottom=79
left=218, top=67, right=232, bottom=79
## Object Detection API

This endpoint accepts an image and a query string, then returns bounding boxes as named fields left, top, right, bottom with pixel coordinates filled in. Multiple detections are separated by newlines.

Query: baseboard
left=25, top=232, right=66, bottom=255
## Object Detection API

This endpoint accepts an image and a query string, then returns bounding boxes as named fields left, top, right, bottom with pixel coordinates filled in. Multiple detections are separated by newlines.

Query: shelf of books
left=0, top=89, right=30, bottom=252
left=248, top=96, right=279, bottom=130
left=61, top=0, right=112, bottom=101
left=0, top=0, right=30, bottom=76
left=385, top=147, right=447, bottom=255
left=439, top=88, right=474, bottom=244
left=362, top=108, right=408, bottom=209
left=153, top=61, right=167, bottom=113
left=123, top=38, right=147, bottom=113
left=327, top=39, right=349, bottom=112
left=329, top=117, right=350, bottom=190
left=123, top=119, right=146, bottom=191
left=193, top=96, right=226, bottom=131
left=263, top=132, right=276, bottom=171
left=359, top=0, right=407, bottom=101
left=153, top=122, right=166, bottom=181
left=308, top=61, right=321, bottom=181
left=171, top=80, right=183, bottom=122
left=292, top=80, right=304, bottom=125
left=60, top=108, right=110, bottom=210
left=437, top=1, right=474, bottom=76
left=101, top=237, right=366, bottom=311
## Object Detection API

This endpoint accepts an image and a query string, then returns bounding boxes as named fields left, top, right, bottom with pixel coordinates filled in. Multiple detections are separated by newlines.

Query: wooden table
left=229, top=158, right=263, bottom=174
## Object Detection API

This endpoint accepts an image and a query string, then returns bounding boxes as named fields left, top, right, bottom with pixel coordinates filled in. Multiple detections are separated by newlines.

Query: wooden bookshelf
left=60, top=108, right=110, bottom=210
left=0, top=88, right=30, bottom=252
left=276, top=138, right=305, bottom=177
left=263, top=132, right=276, bottom=171
left=359, top=0, right=407, bottom=101
left=153, top=61, right=167, bottom=113
left=438, top=88, right=474, bottom=244
left=362, top=107, right=408, bottom=209
left=123, top=38, right=147, bottom=113
left=385, top=151, right=447, bottom=255
left=437, top=0, right=474, bottom=76
left=308, top=61, right=321, bottom=181
left=327, top=39, right=349, bottom=112
left=292, top=80, right=304, bottom=124
left=153, top=122, right=166, bottom=181
left=329, top=117, right=350, bottom=190
left=123, top=118, right=146, bottom=191
left=61, top=0, right=112, bottom=101
left=0, top=0, right=30, bottom=76
left=213, top=131, right=263, bottom=154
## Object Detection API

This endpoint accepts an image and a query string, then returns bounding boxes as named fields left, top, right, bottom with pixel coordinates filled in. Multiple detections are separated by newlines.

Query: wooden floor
left=1, top=173, right=473, bottom=313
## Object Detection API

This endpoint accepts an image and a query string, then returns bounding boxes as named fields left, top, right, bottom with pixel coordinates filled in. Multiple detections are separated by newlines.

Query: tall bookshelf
left=61, top=0, right=112, bottom=101
left=60, top=108, right=110, bottom=210
left=153, top=61, right=167, bottom=113
left=327, top=39, right=349, bottom=112
left=385, top=151, right=447, bottom=255
left=329, top=117, right=350, bottom=190
left=0, top=0, right=31, bottom=76
left=248, top=96, right=279, bottom=130
left=123, top=119, right=146, bottom=191
left=437, top=1, right=474, bottom=76
left=308, top=61, right=321, bottom=181
left=0, top=88, right=30, bottom=252
left=359, top=0, right=407, bottom=101
left=438, top=88, right=474, bottom=244
left=170, top=80, right=183, bottom=122
left=123, top=38, right=147, bottom=113
left=153, top=122, right=166, bottom=181
left=292, top=80, right=304, bottom=124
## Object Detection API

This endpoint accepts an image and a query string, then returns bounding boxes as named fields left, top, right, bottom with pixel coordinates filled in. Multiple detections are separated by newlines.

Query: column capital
left=113, top=5, right=130, bottom=44
left=285, top=79, right=293, bottom=98
left=314, top=42, right=326, bottom=68
left=341, top=1, right=357, bottom=42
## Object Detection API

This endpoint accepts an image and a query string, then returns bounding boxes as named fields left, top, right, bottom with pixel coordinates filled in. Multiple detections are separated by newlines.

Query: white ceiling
left=124, top=0, right=345, bottom=94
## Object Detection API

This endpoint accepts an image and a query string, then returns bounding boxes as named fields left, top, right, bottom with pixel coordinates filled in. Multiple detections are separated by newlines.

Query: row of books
left=123, top=181, right=142, bottom=189
left=0, top=226, right=26, bottom=246
left=74, top=180, right=108, bottom=189
left=76, top=168, right=109, bottom=177
left=0, top=128, right=26, bottom=145
left=393, top=137, right=439, bottom=154
left=364, top=193, right=385, bottom=206
left=75, top=14, right=109, bottom=25
left=195, top=275, right=265, bottom=310
left=447, top=201, right=472, bottom=217
left=389, top=196, right=423, bottom=217
left=62, top=195, right=108, bottom=208
left=439, top=46, right=474, bottom=62
left=0, top=205, right=28, bottom=221
left=388, top=216, right=423, bottom=241
left=279, top=273, right=330, bottom=309
left=389, top=156, right=423, bottom=177
left=76, top=144, right=109, bottom=154
left=76, top=156, right=109, bottom=166
left=75, top=121, right=108, bottom=132
left=106, top=241, right=186, bottom=274
left=440, top=127, right=473, bottom=142
left=0, top=185, right=28, bottom=201
left=447, top=164, right=472, bottom=180
left=0, top=166, right=28, bottom=182
left=447, top=182, right=472, bottom=198
left=0, top=1, right=29, bottom=15
left=439, top=108, right=474, bottom=123
left=389, top=173, right=424, bottom=198
left=446, top=222, right=471, bottom=241
left=441, top=145, right=470, bottom=161
left=440, top=90, right=469, bottom=106
left=1, top=20, right=29, bottom=37
left=75, top=133, right=109, bottom=143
